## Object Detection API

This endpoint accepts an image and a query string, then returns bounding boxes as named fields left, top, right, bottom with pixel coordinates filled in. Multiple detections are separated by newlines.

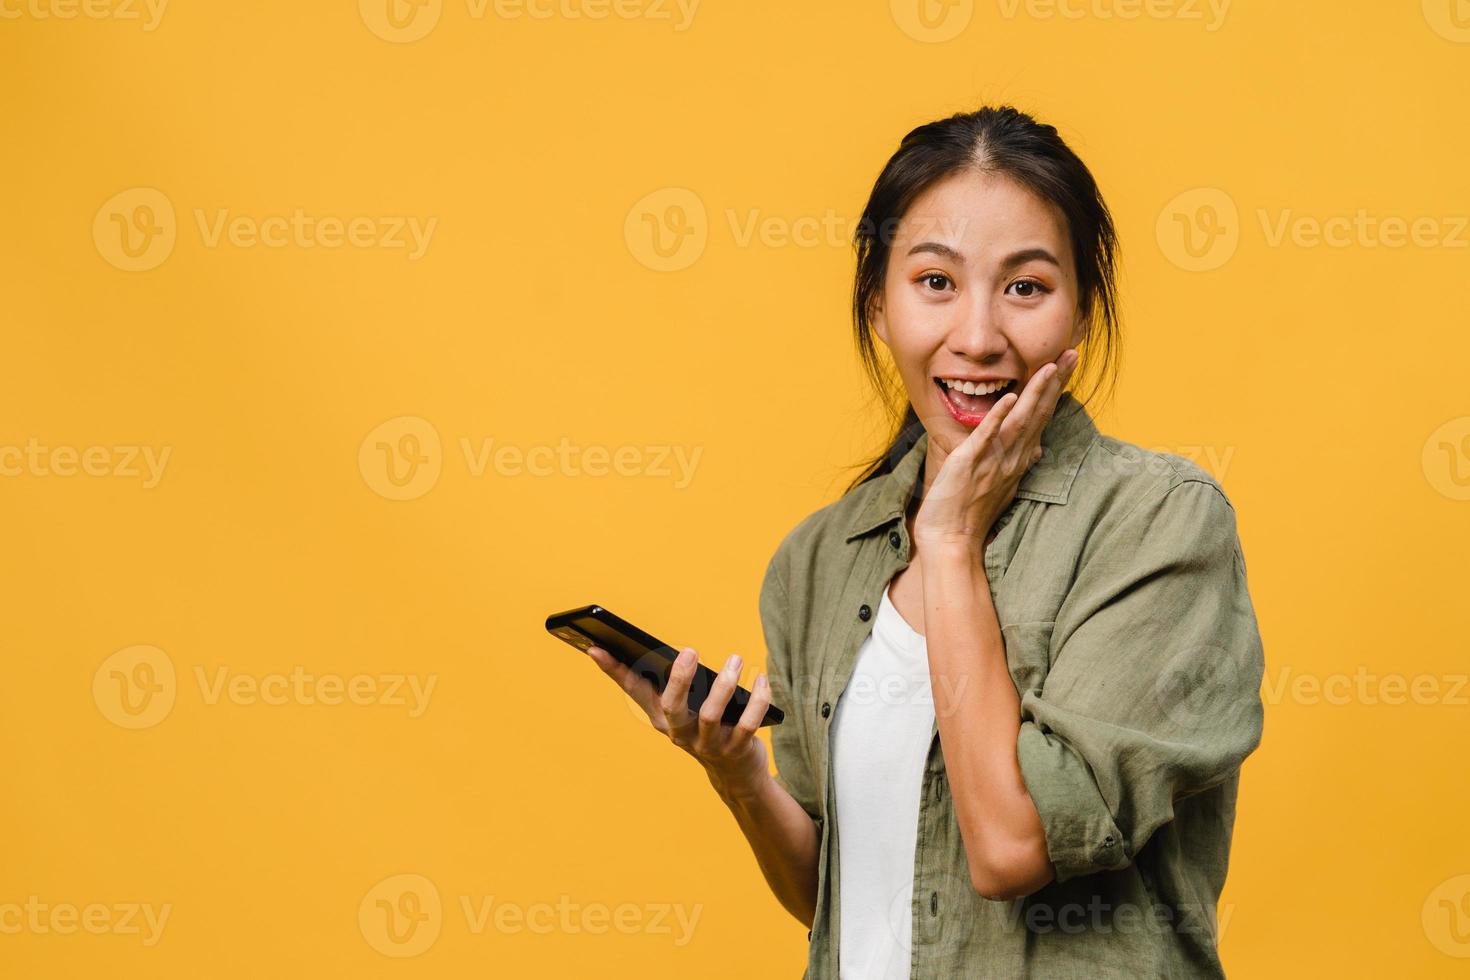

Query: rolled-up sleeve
left=1015, top=478, right=1265, bottom=882
left=759, top=547, right=823, bottom=831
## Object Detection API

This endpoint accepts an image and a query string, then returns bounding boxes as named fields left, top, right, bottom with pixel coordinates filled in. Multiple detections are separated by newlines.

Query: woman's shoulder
left=1064, top=430, right=1243, bottom=568
left=1080, top=431, right=1233, bottom=507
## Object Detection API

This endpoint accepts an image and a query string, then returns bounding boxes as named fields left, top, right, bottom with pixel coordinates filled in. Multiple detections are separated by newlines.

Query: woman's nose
left=945, top=303, right=1008, bottom=360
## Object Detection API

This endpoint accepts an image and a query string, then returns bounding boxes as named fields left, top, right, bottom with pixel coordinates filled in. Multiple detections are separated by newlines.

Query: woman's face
left=872, top=169, right=1088, bottom=455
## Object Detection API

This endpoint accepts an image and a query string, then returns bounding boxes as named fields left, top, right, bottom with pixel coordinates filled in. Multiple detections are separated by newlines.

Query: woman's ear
left=871, top=294, right=889, bottom=346
left=1068, top=307, right=1088, bottom=349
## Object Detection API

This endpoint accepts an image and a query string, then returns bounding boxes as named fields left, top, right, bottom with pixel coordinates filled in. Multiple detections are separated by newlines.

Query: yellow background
left=3, top=0, right=1469, bottom=975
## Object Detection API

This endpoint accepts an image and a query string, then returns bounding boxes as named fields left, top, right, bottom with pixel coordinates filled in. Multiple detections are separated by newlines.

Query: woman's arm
left=910, top=352, right=1076, bottom=900
left=922, top=542, right=1056, bottom=900
left=586, top=641, right=820, bottom=927
left=708, top=766, right=820, bottom=928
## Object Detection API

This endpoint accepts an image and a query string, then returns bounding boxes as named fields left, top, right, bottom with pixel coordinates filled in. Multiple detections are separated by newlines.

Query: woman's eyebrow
left=907, top=241, right=966, bottom=263
left=1000, top=247, right=1061, bottom=271
left=905, top=243, right=1061, bottom=271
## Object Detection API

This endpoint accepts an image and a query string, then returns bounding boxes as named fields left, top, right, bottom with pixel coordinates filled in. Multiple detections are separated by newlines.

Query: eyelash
left=915, top=273, right=1051, bottom=297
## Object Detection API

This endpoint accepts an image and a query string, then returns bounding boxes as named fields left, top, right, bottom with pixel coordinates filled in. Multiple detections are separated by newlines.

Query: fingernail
left=727, top=654, right=744, bottom=674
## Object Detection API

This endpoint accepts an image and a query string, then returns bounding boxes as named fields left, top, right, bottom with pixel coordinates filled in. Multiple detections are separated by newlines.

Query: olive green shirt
left=759, top=392, right=1265, bottom=979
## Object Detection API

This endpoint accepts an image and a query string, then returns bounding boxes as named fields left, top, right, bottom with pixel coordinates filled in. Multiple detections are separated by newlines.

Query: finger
left=732, top=671, right=772, bottom=741
left=660, top=647, right=700, bottom=743
left=586, top=646, right=661, bottom=719
left=1012, top=350, right=1079, bottom=466
left=1060, top=346, right=1080, bottom=378
left=1001, top=356, right=1065, bottom=448
left=1028, top=350, right=1077, bottom=440
left=695, top=653, right=744, bottom=754
left=1009, top=361, right=1056, bottom=429
left=955, top=389, right=1020, bottom=462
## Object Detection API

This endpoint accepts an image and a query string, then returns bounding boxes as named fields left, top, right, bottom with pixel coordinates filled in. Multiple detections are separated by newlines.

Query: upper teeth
left=942, top=378, right=1011, bottom=395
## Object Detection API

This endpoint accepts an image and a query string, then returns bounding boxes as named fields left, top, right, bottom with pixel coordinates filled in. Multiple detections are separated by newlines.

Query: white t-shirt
left=830, top=583, right=935, bottom=980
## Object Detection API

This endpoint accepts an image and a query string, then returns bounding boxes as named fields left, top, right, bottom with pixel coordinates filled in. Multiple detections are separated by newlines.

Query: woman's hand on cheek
left=913, top=348, right=1080, bottom=552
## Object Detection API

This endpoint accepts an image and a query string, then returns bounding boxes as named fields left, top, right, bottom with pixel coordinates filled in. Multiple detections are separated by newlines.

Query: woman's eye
left=1008, top=279, right=1049, bottom=298
left=920, top=273, right=952, bottom=292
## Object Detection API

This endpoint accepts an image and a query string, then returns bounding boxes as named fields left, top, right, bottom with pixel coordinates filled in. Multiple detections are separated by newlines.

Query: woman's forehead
left=894, top=174, right=1072, bottom=262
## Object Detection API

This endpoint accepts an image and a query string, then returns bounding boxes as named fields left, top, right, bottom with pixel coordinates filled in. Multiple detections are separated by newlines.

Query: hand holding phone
left=546, top=604, right=784, bottom=793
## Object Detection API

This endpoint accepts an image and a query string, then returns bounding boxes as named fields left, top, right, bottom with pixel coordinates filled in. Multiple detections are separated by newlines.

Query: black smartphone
left=545, top=604, right=784, bottom=727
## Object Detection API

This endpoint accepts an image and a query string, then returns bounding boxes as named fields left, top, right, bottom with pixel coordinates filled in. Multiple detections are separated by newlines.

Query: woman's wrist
left=705, top=761, right=773, bottom=807
left=921, top=537, right=989, bottom=575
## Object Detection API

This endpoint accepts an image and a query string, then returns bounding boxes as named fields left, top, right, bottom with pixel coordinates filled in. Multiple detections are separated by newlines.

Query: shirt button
left=888, top=530, right=901, bottom=549
left=858, top=604, right=872, bottom=621
left=821, top=702, right=831, bottom=718
left=930, top=891, right=939, bottom=916
left=1103, top=835, right=1116, bottom=848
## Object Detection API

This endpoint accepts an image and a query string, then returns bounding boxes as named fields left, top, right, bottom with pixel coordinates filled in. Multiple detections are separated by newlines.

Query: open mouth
left=934, top=376, right=1016, bottom=426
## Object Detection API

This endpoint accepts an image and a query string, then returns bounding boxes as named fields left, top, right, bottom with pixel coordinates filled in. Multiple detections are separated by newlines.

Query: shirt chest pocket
left=999, top=620, right=1056, bottom=696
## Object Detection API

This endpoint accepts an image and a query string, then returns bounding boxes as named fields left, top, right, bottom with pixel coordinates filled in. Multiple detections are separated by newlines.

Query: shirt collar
left=843, top=391, right=1099, bottom=543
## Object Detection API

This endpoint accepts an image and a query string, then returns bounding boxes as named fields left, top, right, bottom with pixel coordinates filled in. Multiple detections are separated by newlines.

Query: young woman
left=586, top=105, right=1265, bottom=979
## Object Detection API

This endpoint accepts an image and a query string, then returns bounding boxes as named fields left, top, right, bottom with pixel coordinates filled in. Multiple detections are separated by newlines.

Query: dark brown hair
left=844, top=105, right=1122, bottom=493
